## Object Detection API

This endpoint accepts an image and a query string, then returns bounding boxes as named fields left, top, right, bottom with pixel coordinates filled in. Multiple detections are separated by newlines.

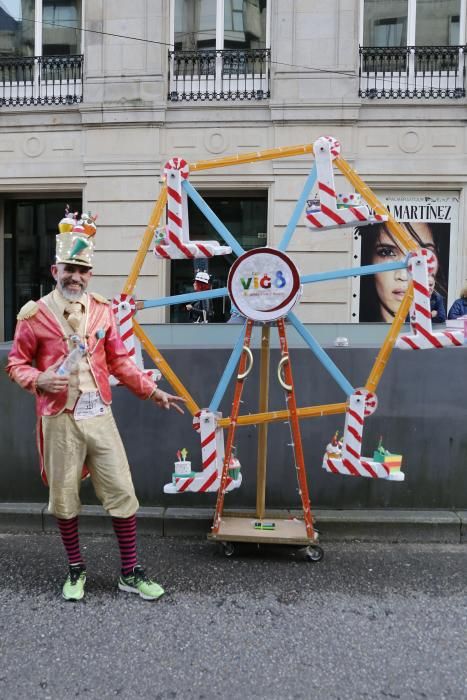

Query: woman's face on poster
left=371, top=223, right=438, bottom=321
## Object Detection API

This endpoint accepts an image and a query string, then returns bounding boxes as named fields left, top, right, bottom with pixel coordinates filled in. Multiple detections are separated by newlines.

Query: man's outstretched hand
left=151, top=388, right=186, bottom=415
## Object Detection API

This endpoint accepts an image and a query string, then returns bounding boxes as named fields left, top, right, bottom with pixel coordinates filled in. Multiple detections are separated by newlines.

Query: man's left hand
left=151, top=388, right=186, bottom=415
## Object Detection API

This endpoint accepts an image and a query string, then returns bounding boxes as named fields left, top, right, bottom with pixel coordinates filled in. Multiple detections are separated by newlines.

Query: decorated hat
left=55, top=207, right=97, bottom=268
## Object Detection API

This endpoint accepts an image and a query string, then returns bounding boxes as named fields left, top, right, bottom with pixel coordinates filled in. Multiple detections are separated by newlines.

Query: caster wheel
left=305, top=545, right=324, bottom=562
left=222, top=542, right=236, bottom=558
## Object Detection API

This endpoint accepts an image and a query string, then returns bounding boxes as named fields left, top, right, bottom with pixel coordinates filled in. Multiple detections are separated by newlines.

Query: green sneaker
left=118, top=565, right=165, bottom=601
left=62, top=564, right=86, bottom=601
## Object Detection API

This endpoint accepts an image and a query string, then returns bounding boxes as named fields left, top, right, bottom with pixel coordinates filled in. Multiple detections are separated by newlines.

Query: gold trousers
left=42, top=410, right=139, bottom=519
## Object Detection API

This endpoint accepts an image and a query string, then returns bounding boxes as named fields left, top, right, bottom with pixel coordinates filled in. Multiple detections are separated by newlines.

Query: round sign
left=227, top=247, right=301, bottom=322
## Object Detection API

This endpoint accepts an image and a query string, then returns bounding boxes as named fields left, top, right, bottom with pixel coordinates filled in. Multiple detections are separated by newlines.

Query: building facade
left=1, top=0, right=466, bottom=339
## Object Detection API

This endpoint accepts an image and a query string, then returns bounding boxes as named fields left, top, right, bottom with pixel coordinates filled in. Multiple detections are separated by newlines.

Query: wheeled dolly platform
left=208, top=515, right=324, bottom=562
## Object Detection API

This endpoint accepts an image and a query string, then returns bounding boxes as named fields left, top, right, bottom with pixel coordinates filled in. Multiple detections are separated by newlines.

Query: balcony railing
left=168, top=48, right=270, bottom=102
left=359, top=45, right=465, bottom=99
left=0, top=55, right=83, bottom=107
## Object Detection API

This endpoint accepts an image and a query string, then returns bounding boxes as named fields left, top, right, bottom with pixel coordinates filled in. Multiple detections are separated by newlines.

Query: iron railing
left=168, top=48, right=270, bottom=102
left=359, top=45, right=466, bottom=99
left=0, top=55, right=83, bottom=107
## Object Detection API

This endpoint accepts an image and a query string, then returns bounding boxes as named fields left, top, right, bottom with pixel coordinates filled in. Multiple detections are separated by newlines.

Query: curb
left=0, top=503, right=465, bottom=543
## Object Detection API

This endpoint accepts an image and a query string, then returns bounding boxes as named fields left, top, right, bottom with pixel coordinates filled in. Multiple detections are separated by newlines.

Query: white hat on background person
left=195, top=270, right=211, bottom=285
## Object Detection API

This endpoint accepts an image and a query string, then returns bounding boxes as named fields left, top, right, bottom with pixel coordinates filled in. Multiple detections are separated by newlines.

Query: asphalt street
left=0, top=533, right=465, bottom=700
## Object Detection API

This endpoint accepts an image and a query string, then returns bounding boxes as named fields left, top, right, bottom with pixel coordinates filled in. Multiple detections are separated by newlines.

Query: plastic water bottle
left=56, top=340, right=86, bottom=376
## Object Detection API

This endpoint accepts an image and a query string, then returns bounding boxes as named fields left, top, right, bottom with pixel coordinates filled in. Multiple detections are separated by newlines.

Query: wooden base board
left=208, top=515, right=317, bottom=546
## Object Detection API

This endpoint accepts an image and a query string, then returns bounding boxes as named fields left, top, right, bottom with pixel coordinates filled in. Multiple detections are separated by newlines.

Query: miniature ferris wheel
left=111, top=136, right=463, bottom=561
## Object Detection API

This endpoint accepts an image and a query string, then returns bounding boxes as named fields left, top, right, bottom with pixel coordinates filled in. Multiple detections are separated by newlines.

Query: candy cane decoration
left=159, top=158, right=191, bottom=259
left=354, top=387, right=378, bottom=416
left=396, top=249, right=463, bottom=350
left=306, top=136, right=387, bottom=231
left=174, top=410, right=222, bottom=493
left=154, top=158, right=231, bottom=260
left=112, top=294, right=136, bottom=358
left=111, top=294, right=161, bottom=383
left=164, top=410, right=242, bottom=494
left=338, top=394, right=386, bottom=478
left=322, top=393, right=404, bottom=480
left=408, top=248, right=437, bottom=336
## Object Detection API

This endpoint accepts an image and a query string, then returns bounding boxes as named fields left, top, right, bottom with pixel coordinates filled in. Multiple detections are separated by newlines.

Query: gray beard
left=57, top=281, right=85, bottom=301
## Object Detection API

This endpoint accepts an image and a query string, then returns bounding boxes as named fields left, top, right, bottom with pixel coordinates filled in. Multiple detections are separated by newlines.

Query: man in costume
left=6, top=212, right=185, bottom=601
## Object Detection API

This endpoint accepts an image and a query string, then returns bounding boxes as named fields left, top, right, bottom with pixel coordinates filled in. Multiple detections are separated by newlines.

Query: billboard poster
left=353, top=194, right=459, bottom=323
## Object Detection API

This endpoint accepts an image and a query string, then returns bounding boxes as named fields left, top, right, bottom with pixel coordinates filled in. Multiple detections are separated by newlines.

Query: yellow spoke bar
left=132, top=320, right=200, bottom=417
left=217, top=402, right=347, bottom=428
left=190, top=144, right=314, bottom=172
left=123, top=186, right=167, bottom=296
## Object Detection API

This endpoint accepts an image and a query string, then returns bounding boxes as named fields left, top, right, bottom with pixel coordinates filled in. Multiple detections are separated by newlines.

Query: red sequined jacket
left=6, top=292, right=156, bottom=416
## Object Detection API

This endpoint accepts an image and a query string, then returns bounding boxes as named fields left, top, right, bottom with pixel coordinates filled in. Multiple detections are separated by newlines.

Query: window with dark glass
left=169, top=190, right=268, bottom=323
left=4, top=197, right=82, bottom=340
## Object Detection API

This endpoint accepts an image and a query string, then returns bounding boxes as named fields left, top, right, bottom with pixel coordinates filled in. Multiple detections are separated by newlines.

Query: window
left=174, top=0, right=268, bottom=52
left=360, top=0, right=466, bottom=98
left=43, top=1, right=81, bottom=56
left=0, top=1, right=82, bottom=58
left=415, top=0, right=461, bottom=46
left=170, top=0, right=271, bottom=101
left=373, top=16, right=407, bottom=47
left=170, top=190, right=268, bottom=322
left=4, top=197, right=82, bottom=340
left=0, top=1, right=83, bottom=106
left=362, top=0, right=464, bottom=47
left=0, top=0, right=35, bottom=59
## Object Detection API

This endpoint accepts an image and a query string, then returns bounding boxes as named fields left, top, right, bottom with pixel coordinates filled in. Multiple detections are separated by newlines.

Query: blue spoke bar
left=287, top=312, right=355, bottom=397
left=209, top=321, right=248, bottom=412
left=143, top=287, right=228, bottom=309
left=278, top=163, right=317, bottom=252
left=300, top=260, right=407, bottom=285
left=182, top=179, right=245, bottom=258
left=142, top=261, right=406, bottom=309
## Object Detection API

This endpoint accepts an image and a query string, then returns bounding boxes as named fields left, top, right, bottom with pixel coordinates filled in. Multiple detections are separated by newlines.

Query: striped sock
left=56, top=516, right=84, bottom=567
left=111, top=514, right=138, bottom=576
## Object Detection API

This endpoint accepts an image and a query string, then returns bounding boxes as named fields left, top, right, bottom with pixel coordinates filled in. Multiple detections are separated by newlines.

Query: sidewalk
left=1, top=503, right=466, bottom=543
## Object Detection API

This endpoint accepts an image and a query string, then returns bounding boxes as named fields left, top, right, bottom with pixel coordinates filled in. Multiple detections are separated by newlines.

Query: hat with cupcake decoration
left=55, top=206, right=98, bottom=268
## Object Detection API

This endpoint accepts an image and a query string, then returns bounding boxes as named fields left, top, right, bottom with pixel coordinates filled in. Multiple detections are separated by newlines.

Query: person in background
left=186, top=270, right=214, bottom=323
left=448, top=286, right=467, bottom=320
left=428, top=274, right=446, bottom=323
left=6, top=211, right=185, bottom=602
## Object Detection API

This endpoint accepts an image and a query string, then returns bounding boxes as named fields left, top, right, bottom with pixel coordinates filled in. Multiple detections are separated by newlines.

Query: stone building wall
left=0, top=0, right=465, bottom=336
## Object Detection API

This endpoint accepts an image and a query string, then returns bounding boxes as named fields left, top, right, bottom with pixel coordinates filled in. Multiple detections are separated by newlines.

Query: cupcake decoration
left=325, top=431, right=343, bottom=458
left=172, top=448, right=195, bottom=482
left=58, top=205, right=78, bottom=234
